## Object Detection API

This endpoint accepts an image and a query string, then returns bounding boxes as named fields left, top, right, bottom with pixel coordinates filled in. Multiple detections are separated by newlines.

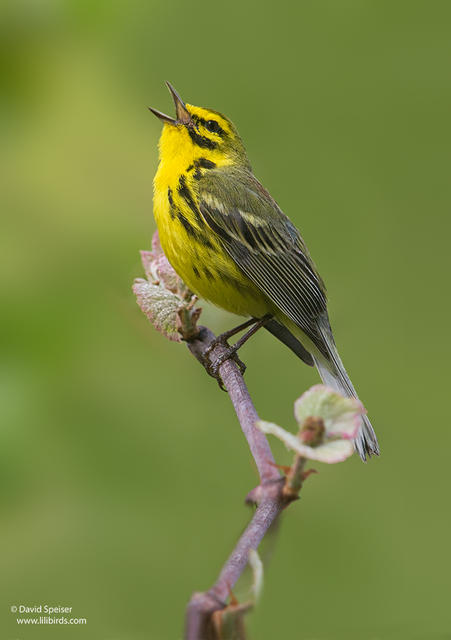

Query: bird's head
left=150, top=82, right=250, bottom=169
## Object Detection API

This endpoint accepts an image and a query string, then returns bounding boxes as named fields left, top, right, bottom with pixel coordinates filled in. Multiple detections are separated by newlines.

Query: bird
left=149, top=82, right=379, bottom=461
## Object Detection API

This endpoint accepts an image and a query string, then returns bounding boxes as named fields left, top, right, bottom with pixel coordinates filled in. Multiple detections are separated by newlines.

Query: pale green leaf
left=257, top=419, right=355, bottom=463
left=294, top=384, right=363, bottom=440
left=133, top=278, right=181, bottom=342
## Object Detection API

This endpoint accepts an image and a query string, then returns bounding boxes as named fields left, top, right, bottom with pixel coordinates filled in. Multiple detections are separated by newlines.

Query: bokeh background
left=1, top=1, right=450, bottom=638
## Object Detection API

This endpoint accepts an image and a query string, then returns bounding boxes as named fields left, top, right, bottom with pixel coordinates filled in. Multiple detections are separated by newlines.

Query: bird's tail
left=312, top=325, right=380, bottom=462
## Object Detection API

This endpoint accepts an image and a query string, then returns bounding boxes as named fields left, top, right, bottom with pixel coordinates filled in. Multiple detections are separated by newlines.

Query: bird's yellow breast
left=153, top=124, right=268, bottom=318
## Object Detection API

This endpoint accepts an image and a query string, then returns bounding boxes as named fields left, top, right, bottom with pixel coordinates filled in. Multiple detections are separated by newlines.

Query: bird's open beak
left=149, top=82, right=191, bottom=125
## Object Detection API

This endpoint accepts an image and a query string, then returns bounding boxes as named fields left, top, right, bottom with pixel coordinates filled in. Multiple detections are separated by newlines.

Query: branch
left=184, top=326, right=292, bottom=639
left=187, top=327, right=280, bottom=484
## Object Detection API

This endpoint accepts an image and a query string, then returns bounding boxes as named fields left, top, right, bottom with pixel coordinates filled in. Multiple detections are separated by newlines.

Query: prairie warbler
left=150, top=82, right=379, bottom=461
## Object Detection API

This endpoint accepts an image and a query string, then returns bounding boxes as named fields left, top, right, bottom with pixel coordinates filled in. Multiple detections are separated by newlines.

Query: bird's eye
left=205, top=120, right=221, bottom=133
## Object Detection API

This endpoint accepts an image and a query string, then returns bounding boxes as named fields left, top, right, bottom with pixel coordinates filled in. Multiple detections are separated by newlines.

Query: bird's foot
left=203, top=338, right=247, bottom=391
left=203, top=315, right=272, bottom=390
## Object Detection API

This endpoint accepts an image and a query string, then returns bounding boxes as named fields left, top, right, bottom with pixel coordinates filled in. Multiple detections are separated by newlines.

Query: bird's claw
left=201, top=316, right=270, bottom=389
left=203, top=338, right=247, bottom=390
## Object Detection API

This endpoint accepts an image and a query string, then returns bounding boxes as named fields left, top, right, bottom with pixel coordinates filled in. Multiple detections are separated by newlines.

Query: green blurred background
left=1, top=1, right=450, bottom=638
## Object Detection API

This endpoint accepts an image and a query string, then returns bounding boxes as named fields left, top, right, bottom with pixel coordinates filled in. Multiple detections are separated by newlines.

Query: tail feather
left=264, top=318, right=314, bottom=367
left=312, top=330, right=380, bottom=461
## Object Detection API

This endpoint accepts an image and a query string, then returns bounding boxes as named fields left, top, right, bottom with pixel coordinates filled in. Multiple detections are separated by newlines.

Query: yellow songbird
left=150, top=82, right=379, bottom=461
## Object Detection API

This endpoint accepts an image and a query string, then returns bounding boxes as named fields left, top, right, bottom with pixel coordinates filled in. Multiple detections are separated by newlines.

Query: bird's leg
left=204, top=314, right=272, bottom=388
left=223, top=313, right=273, bottom=356
left=210, top=317, right=259, bottom=342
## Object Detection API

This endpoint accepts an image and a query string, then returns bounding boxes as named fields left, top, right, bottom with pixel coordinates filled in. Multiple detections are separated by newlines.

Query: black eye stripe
left=191, top=114, right=226, bottom=138
left=205, top=119, right=223, bottom=135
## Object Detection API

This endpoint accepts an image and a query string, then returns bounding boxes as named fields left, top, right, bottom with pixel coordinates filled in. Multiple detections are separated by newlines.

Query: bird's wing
left=197, top=168, right=330, bottom=357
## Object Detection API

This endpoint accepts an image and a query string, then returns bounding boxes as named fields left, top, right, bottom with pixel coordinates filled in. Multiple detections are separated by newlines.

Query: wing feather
left=197, top=169, right=330, bottom=357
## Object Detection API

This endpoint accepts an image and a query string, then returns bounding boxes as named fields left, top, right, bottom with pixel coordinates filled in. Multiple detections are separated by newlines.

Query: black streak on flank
left=176, top=206, right=214, bottom=250
left=187, top=127, right=217, bottom=150
left=178, top=175, right=204, bottom=227
left=177, top=212, right=198, bottom=238
left=193, top=266, right=200, bottom=278
left=198, top=235, right=214, bottom=250
left=167, top=187, right=175, bottom=219
left=203, top=267, right=215, bottom=281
